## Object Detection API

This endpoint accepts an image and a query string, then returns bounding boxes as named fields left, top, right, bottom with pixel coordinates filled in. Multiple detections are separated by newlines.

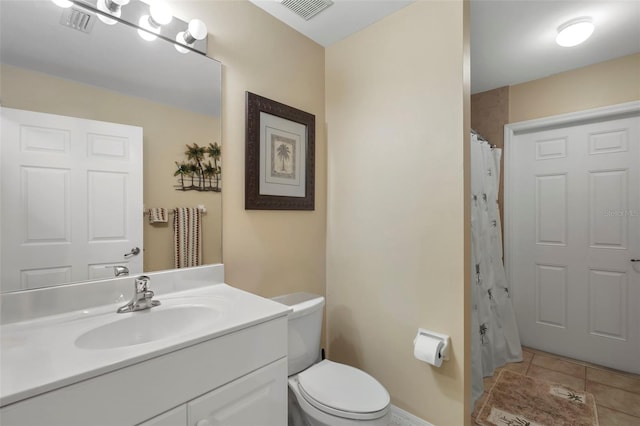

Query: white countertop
left=0, top=283, right=290, bottom=407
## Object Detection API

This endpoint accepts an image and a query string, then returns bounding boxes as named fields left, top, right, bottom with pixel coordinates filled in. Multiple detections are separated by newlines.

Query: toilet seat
left=297, top=360, right=390, bottom=421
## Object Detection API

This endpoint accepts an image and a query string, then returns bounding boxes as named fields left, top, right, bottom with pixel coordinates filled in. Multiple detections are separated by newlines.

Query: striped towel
left=148, top=208, right=168, bottom=223
left=173, top=207, right=202, bottom=268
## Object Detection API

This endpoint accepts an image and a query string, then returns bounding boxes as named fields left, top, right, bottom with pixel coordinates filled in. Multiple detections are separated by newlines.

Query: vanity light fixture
left=54, top=0, right=207, bottom=54
left=96, top=0, right=130, bottom=26
left=52, top=0, right=73, bottom=8
left=175, top=19, right=207, bottom=53
left=556, top=17, right=595, bottom=47
left=137, top=1, right=173, bottom=41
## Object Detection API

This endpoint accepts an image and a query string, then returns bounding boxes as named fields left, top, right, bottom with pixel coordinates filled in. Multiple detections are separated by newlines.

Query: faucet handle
left=135, top=275, right=151, bottom=293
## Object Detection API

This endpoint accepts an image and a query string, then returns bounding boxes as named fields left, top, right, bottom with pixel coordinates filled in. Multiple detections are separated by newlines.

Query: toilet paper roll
left=413, top=333, right=444, bottom=367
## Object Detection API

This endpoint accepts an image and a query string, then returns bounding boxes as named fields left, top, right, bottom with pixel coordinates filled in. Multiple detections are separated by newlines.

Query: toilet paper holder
left=414, top=328, right=450, bottom=361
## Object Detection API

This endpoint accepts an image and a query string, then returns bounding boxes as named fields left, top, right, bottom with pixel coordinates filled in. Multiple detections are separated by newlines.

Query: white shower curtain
left=470, top=132, right=522, bottom=408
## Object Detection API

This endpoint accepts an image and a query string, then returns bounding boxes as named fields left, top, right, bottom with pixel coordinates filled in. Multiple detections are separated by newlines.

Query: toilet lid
left=297, top=360, right=390, bottom=419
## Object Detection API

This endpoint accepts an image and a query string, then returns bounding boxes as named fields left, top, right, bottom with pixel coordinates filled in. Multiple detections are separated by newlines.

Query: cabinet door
left=138, top=405, right=187, bottom=426
left=188, top=358, right=287, bottom=426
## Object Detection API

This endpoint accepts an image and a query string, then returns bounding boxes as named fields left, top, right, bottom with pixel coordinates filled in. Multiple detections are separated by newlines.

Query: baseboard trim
left=390, top=405, right=434, bottom=426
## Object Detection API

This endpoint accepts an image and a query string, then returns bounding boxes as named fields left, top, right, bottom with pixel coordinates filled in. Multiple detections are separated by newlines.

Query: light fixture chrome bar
left=70, top=0, right=208, bottom=55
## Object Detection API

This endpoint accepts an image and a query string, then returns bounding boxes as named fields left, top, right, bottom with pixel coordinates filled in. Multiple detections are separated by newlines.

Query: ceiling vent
left=59, top=7, right=96, bottom=34
left=280, top=0, right=334, bottom=21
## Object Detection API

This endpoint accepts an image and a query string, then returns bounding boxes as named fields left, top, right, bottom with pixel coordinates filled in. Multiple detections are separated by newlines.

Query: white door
left=1, top=107, right=143, bottom=291
left=507, top=108, right=640, bottom=374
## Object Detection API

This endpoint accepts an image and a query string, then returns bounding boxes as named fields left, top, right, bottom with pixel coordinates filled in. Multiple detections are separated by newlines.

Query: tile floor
left=471, top=346, right=640, bottom=426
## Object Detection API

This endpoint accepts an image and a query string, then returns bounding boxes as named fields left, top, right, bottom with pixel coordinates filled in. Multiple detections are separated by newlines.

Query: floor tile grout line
left=586, top=378, right=640, bottom=396
left=596, top=404, right=640, bottom=419
left=523, top=347, right=640, bottom=379
left=593, top=398, right=640, bottom=418
left=529, top=360, right=587, bottom=380
left=529, top=352, right=591, bottom=377
left=524, top=355, right=532, bottom=375
left=586, top=367, right=640, bottom=381
left=590, top=381, right=640, bottom=417
left=584, top=365, right=640, bottom=382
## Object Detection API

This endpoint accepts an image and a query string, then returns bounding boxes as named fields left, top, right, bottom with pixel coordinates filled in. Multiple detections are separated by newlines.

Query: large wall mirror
left=0, top=0, right=222, bottom=293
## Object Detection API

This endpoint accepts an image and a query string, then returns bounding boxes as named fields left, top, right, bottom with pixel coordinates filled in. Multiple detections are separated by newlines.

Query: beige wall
left=471, top=86, right=509, bottom=223
left=169, top=1, right=327, bottom=299
left=326, top=1, right=470, bottom=424
left=0, top=64, right=222, bottom=272
left=471, top=86, right=509, bottom=150
left=509, top=53, right=640, bottom=123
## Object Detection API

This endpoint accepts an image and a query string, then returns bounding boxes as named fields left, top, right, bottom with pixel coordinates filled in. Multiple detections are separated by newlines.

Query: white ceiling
left=249, top=0, right=640, bottom=94
left=249, top=0, right=413, bottom=47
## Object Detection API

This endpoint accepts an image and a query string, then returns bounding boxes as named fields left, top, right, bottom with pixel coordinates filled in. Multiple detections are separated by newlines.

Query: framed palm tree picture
left=245, top=92, right=315, bottom=210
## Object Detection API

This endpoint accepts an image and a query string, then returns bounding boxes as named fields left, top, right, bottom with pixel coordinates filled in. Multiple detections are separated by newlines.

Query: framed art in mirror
left=245, top=92, right=315, bottom=210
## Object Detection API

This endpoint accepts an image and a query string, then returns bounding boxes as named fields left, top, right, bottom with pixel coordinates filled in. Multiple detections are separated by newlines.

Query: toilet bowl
left=273, top=293, right=391, bottom=426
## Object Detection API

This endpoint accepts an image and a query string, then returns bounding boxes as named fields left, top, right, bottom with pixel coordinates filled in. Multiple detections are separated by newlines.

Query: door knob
left=124, top=247, right=140, bottom=258
left=631, top=259, right=640, bottom=262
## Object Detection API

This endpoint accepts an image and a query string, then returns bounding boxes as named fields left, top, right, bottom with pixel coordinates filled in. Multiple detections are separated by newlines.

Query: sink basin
left=75, top=305, right=219, bottom=350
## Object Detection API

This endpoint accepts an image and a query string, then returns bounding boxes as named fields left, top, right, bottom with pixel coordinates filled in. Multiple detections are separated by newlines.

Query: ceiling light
left=96, top=0, right=129, bottom=26
left=175, top=19, right=207, bottom=53
left=556, top=18, right=594, bottom=47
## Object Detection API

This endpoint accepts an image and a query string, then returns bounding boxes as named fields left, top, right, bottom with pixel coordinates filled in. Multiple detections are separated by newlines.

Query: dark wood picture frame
left=245, top=92, right=315, bottom=210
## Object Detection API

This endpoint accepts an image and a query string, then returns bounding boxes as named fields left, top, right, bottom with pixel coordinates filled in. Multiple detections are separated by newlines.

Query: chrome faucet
left=117, top=275, right=161, bottom=313
left=113, top=265, right=129, bottom=277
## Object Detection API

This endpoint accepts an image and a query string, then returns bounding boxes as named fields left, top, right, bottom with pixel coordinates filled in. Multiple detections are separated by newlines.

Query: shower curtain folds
left=470, top=132, right=522, bottom=409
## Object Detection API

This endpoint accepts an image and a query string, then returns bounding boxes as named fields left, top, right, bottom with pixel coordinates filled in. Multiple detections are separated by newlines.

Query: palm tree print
left=276, top=143, right=291, bottom=172
left=566, top=391, right=583, bottom=403
left=480, top=323, right=488, bottom=345
left=498, top=415, right=531, bottom=426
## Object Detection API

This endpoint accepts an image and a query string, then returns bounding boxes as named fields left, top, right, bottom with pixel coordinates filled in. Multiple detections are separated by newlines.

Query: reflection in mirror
left=0, top=0, right=222, bottom=293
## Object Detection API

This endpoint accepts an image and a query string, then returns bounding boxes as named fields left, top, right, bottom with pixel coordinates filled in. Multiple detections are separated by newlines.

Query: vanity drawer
left=0, top=316, right=287, bottom=426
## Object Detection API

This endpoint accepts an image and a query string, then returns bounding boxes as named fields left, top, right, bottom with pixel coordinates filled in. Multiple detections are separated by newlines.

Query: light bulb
left=96, top=0, right=129, bottom=26
left=556, top=18, right=594, bottom=47
left=150, top=1, right=173, bottom=26
left=138, top=15, right=158, bottom=41
left=96, top=0, right=120, bottom=26
left=175, top=20, right=207, bottom=53
left=187, top=19, right=207, bottom=40
left=175, top=32, right=190, bottom=54
left=52, top=0, right=73, bottom=8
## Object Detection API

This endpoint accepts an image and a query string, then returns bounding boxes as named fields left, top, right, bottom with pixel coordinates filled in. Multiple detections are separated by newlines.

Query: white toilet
left=273, top=292, right=391, bottom=426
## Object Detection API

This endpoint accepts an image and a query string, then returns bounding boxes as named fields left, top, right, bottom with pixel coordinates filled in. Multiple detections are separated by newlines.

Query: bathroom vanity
left=0, top=266, right=290, bottom=425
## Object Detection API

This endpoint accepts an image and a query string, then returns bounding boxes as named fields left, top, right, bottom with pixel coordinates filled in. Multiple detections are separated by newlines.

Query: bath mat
left=476, top=370, right=598, bottom=426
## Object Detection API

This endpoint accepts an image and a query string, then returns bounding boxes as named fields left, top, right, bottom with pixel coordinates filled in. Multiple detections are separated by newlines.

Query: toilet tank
left=272, top=292, right=324, bottom=376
